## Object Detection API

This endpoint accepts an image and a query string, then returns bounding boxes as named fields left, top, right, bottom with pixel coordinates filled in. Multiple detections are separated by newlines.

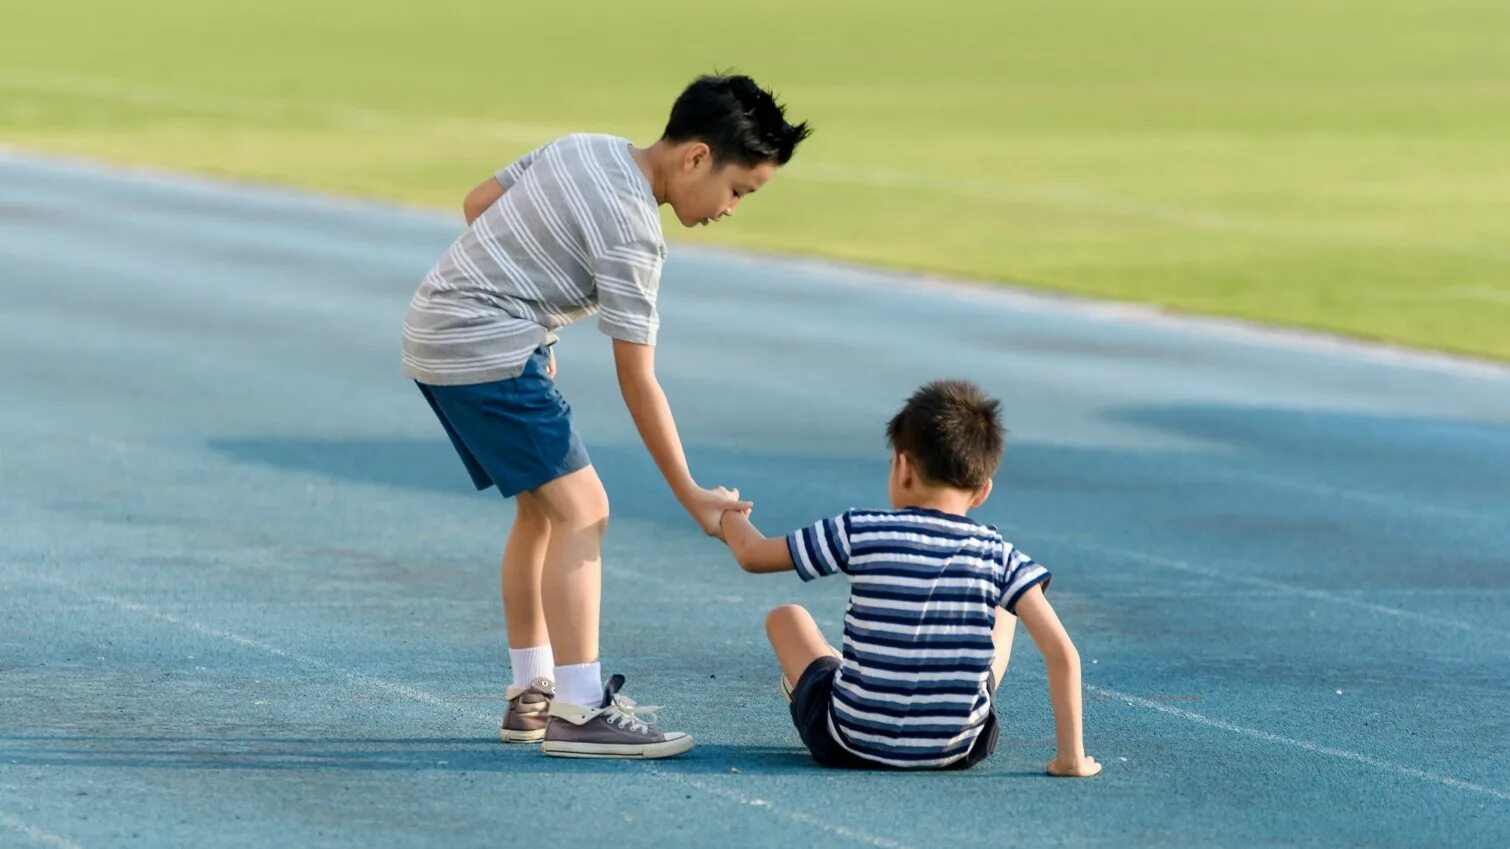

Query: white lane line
left=1088, top=684, right=1510, bottom=802
left=804, top=615, right=1509, bottom=803
left=12, top=564, right=1509, bottom=812
left=756, top=460, right=1507, bottom=642
left=0, top=811, right=84, bottom=849
left=1020, top=529, right=1510, bottom=641
left=649, top=771, right=916, bottom=849
left=1212, top=468, right=1497, bottom=524
left=10, top=573, right=913, bottom=849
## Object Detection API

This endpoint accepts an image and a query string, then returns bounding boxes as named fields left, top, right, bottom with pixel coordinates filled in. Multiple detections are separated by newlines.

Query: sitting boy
left=718, top=380, right=1100, bottom=775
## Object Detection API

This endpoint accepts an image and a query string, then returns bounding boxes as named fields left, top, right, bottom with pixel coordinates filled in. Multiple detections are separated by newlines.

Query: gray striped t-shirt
left=402, top=134, right=665, bottom=385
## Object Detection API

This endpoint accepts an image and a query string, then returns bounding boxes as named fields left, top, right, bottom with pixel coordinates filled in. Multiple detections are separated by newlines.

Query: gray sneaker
left=541, top=674, right=693, bottom=759
left=499, top=677, right=553, bottom=743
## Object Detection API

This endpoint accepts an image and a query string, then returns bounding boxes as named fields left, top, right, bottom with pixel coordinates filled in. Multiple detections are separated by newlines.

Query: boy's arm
left=612, top=339, right=751, bottom=536
left=466, top=142, right=550, bottom=223
left=719, top=511, right=796, bottom=573
left=463, top=178, right=505, bottom=225
left=1014, top=585, right=1102, bottom=778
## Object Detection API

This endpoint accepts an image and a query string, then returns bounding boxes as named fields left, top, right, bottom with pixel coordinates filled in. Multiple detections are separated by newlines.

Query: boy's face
left=668, top=142, right=778, bottom=228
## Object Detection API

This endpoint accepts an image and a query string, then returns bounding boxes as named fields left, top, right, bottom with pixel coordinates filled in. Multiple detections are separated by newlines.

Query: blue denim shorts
left=415, top=347, right=590, bottom=498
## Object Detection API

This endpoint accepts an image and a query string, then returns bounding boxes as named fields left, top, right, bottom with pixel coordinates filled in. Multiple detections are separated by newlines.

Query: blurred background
left=2, top=0, right=1507, bottom=359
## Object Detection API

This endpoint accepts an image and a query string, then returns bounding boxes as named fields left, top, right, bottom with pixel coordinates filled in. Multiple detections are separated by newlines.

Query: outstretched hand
left=682, top=486, right=752, bottom=539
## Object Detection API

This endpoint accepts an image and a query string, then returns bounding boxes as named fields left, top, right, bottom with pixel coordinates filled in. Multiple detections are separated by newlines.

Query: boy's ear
left=681, top=141, right=712, bottom=172
left=895, top=451, right=915, bottom=488
left=969, top=478, right=994, bottom=509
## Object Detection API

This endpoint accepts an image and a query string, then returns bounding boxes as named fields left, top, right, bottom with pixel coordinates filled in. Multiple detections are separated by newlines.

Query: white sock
left=554, top=661, right=604, bottom=707
left=508, top=645, right=554, bottom=690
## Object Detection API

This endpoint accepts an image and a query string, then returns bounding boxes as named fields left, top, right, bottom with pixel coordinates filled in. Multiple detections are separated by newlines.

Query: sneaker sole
left=541, top=736, right=695, bottom=759
left=499, top=728, right=546, bottom=743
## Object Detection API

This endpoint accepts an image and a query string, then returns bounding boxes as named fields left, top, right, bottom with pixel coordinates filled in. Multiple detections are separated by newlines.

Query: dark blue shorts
left=415, top=347, right=591, bottom=498
left=789, top=656, right=1000, bottom=770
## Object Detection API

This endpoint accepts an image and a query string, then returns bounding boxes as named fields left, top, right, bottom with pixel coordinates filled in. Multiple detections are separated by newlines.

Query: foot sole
left=541, top=735, right=694, bottom=759
left=500, top=728, right=546, bottom=743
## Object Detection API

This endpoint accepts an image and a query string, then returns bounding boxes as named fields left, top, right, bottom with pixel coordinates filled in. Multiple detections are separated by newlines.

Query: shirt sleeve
left=494, top=143, right=549, bottom=192
left=593, top=239, right=662, bottom=346
left=785, top=511, right=854, bottom=582
left=997, top=545, right=1052, bottom=614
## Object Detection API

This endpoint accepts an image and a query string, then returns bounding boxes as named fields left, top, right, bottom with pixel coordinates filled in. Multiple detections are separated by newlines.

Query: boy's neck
left=628, top=141, right=673, bottom=205
left=894, top=490, right=976, bottom=518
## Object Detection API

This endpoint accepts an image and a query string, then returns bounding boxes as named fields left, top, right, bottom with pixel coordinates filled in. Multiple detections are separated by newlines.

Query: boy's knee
left=581, top=496, right=611, bottom=535
left=537, top=479, right=611, bottom=531
left=765, top=604, right=806, bottom=634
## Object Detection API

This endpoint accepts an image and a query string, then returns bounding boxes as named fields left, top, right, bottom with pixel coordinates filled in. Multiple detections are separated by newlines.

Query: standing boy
left=404, top=74, right=810, bottom=758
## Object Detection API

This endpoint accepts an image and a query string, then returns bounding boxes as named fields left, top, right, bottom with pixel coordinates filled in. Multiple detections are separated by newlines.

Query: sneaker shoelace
left=604, top=694, right=659, bottom=733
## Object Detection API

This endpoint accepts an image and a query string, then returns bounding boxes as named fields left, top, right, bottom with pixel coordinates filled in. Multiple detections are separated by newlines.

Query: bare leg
left=765, top=604, right=839, bottom=686
left=990, top=608, right=1018, bottom=694
left=500, top=491, right=551, bottom=648
left=529, top=465, right=610, bottom=665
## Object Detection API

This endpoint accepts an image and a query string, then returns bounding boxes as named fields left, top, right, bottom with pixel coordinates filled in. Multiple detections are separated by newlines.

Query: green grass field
left=4, top=0, right=1507, bottom=360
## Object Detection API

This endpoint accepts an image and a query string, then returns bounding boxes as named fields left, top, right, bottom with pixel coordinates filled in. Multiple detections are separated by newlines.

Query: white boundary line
left=10, top=574, right=912, bottom=849
left=1086, top=684, right=1510, bottom=802
left=1016, top=528, right=1510, bottom=641
left=0, top=811, right=84, bottom=849
left=798, top=614, right=1510, bottom=804
left=15, top=572, right=1510, bottom=808
left=1202, top=469, right=1497, bottom=524
left=769, top=466, right=1506, bottom=643
left=647, top=772, right=915, bottom=849
left=4, top=69, right=1508, bottom=809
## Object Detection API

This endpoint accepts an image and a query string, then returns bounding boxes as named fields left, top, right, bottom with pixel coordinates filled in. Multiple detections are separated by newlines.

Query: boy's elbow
left=615, top=370, right=647, bottom=404
left=1047, top=639, right=1081, bottom=674
left=731, top=547, right=758, bottom=573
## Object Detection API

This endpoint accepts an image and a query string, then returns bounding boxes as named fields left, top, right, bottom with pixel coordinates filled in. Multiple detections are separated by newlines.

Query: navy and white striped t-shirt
left=786, top=507, right=1051, bottom=768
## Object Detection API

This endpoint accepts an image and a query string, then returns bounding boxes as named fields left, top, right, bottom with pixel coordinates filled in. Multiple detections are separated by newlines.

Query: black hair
left=662, top=73, right=812, bottom=167
left=885, top=380, right=1006, bottom=490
